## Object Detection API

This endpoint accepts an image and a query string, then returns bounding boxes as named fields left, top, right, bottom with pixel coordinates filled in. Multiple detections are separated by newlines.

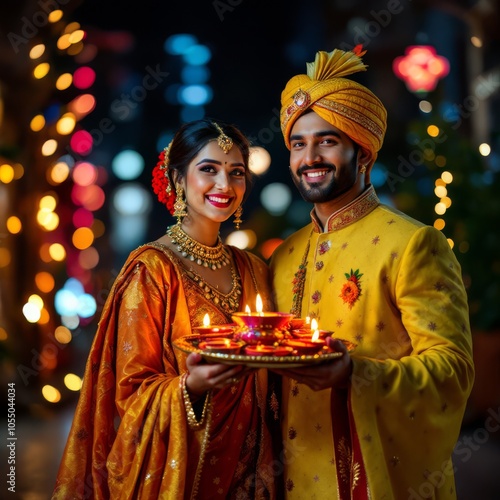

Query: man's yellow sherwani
left=271, top=186, right=474, bottom=499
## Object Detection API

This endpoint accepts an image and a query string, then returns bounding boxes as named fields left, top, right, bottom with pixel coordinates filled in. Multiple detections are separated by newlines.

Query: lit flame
left=203, top=313, right=210, bottom=327
left=245, top=304, right=251, bottom=313
left=311, top=318, right=319, bottom=341
left=256, top=294, right=263, bottom=314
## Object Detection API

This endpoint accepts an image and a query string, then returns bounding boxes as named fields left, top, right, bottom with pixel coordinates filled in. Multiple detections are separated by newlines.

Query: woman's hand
left=270, top=338, right=352, bottom=391
left=185, top=352, right=253, bottom=397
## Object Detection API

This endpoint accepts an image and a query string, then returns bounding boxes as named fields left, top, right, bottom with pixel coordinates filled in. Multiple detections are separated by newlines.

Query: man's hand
left=271, top=338, right=352, bottom=391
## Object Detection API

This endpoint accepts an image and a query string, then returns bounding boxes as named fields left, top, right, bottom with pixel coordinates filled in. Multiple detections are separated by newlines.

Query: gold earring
left=233, top=205, right=243, bottom=230
left=173, top=185, right=187, bottom=223
left=359, top=165, right=367, bottom=174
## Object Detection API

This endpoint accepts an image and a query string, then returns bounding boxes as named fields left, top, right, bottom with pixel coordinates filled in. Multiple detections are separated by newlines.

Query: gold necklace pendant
left=167, top=224, right=230, bottom=270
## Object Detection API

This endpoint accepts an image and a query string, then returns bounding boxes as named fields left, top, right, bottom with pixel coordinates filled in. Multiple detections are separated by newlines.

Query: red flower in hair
left=152, top=148, right=176, bottom=214
left=353, top=44, right=367, bottom=57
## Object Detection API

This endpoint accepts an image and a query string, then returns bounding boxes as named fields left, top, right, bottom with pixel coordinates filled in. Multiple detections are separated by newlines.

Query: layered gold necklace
left=167, top=224, right=230, bottom=270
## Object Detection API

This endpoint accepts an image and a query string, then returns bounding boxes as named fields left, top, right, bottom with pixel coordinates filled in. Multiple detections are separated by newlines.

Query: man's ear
left=357, top=148, right=372, bottom=167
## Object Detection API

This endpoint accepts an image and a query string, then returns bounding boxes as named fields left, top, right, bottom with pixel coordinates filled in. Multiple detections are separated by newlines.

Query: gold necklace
left=185, top=264, right=242, bottom=315
left=167, top=224, right=230, bottom=270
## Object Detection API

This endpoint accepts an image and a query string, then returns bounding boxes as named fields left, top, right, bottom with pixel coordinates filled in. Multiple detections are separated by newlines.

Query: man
left=270, top=47, right=474, bottom=499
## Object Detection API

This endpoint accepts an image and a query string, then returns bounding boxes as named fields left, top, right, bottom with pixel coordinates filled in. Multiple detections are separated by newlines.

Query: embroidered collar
left=310, top=185, right=380, bottom=233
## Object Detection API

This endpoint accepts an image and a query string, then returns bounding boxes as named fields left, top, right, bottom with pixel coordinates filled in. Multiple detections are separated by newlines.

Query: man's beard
left=291, top=161, right=357, bottom=204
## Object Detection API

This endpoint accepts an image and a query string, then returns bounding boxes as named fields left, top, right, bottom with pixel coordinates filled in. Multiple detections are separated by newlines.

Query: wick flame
left=311, top=318, right=319, bottom=341
left=203, top=313, right=210, bottom=327
left=245, top=304, right=251, bottom=313
left=256, top=294, right=263, bottom=314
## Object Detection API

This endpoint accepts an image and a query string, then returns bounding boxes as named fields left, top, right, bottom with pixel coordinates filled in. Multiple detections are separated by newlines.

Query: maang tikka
left=213, top=122, right=233, bottom=153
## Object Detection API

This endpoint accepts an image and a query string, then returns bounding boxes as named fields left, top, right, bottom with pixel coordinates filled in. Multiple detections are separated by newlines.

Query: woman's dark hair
left=167, top=118, right=253, bottom=200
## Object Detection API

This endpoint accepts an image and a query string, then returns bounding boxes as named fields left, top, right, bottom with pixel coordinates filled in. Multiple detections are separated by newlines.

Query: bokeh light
left=111, top=150, right=145, bottom=180
left=260, top=183, right=292, bottom=216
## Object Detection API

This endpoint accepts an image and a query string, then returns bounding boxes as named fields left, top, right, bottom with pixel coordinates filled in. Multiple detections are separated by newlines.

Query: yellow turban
left=280, top=48, right=387, bottom=167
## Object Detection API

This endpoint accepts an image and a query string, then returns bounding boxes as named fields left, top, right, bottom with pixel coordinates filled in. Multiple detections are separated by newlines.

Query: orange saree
left=52, top=243, right=279, bottom=499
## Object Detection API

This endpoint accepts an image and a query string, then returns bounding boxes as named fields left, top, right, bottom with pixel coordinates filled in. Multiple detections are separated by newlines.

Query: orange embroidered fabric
left=52, top=243, right=278, bottom=499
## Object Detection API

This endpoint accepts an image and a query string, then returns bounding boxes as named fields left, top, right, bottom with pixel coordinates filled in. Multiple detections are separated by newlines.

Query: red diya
left=198, top=338, right=244, bottom=354
left=192, top=324, right=235, bottom=336
left=232, top=295, right=294, bottom=345
left=244, top=345, right=294, bottom=357
left=282, top=338, right=326, bottom=355
left=193, top=313, right=235, bottom=336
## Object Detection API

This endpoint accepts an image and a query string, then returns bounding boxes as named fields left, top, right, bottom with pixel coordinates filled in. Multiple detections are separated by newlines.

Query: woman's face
left=181, top=140, right=247, bottom=224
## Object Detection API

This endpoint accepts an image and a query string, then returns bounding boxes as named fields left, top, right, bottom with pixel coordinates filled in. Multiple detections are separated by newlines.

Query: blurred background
left=1, top=0, right=500, bottom=498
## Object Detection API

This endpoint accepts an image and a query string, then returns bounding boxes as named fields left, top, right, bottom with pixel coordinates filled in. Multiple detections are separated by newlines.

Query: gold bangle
left=181, top=373, right=212, bottom=430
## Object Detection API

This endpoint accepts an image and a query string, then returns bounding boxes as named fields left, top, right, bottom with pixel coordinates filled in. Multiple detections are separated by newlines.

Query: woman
left=53, top=119, right=279, bottom=499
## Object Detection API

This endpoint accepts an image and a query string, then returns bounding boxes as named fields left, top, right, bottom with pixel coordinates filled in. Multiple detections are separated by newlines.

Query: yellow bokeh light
left=35, top=271, right=55, bottom=293
left=479, top=143, right=491, bottom=156
left=6, top=216, right=22, bottom=234
left=435, top=202, right=446, bottom=215
left=30, top=114, right=46, bottom=132
left=0, top=164, right=15, bottom=183
left=38, top=308, right=50, bottom=325
left=441, top=196, right=452, bottom=208
left=0, top=248, right=11, bottom=268
left=42, top=211, right=60, bottom=231
left=69, top=30, right=85, bottom=44
left=48, top=9, right=63, bottom=23
left=40, top=243, right=52, bottom=263
left=72, top=227, right=95, bottom=250
left=447, top=238, right=454, bottom=249
left=22, top=302, right=41, bottom=323
left=434, top=185, right=447, bottom=198
left=64, top=373, right=83, bottom=391
left=64, top=22, right=81, bottom=33
left=471, top=36, right=483, bottom=48
left=49, top=161, right=70, bottom=184
left=40, top=194, right=57, bottom=210
left=427, top=125, right=440, bottom=137
left=57, top=34, right=72, bottom=50
left=56, top=73, right=73, bottom=90
left=441, top=171, right=453, bottom=184
left=56, top=113, right=76, bottom=135
left=0, top=327, right=7, bottom=341
left=55, top=326, right=72, bottom=344
left=13, top=163, right=24, bottom=180
left=28, top=294, right=44, bottom=310
left=434, top=218, right=446, bottom=230
left=29, top=44, right=45, bottom=59
left=49, top=243, right=66, bottom=261
left=92, top=219, right=106, bottom=238
left=423, top=149, right=435, bottom=161
left=42, top=139, right=58, bottom=156
left=67, top=42, right=84, bottom=56
left=42, top=385, right=61, bottom=403
left=34, top=62, right=50, bottom=79
left=435, top=155, right=447, bottom=167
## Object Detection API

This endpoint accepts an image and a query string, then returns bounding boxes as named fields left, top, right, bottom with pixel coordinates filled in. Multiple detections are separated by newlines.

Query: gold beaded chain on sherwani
left=167, top=224, right=230, bottom=270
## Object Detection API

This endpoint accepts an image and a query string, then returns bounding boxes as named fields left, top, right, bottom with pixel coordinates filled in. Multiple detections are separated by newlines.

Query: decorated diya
left=232, top=294, right=294, bottom=345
